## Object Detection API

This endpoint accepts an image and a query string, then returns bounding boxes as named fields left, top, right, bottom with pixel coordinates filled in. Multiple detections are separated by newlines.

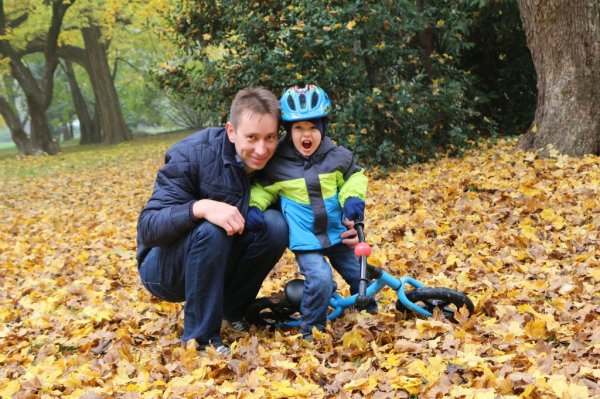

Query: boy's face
left=226, top=111, right=279, bottom=174
left=290, top=121, right=322, bottom=157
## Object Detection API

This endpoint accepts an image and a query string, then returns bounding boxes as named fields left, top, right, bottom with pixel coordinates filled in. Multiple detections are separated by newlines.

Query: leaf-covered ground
left=0, top=136, right=598, bottom=398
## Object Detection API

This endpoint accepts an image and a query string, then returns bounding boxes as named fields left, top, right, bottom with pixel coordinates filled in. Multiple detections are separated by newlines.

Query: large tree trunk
left=26, top=94, right=60, bottom=155
left=81, top=25, right=131, bottom=144
left=62, top=61, right=101, bottom=144
left=516, top=1, right=600, bottom=156
left=0, top=96, right=31, bottom=156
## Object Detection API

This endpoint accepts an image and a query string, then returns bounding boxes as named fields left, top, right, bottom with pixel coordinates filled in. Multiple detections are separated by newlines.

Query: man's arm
left=138, top=142, right=249, bottom=247
left=137, top=154, right=200, bottom=247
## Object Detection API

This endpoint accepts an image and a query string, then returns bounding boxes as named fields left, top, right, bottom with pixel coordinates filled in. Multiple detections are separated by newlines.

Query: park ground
left=0, top=134, right=598, bottom=398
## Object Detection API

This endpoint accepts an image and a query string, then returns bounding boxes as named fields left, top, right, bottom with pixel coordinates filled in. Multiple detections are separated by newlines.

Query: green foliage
left=158, top=0, right=499, bottom=166
left=461, top=0, right=536, bottom=136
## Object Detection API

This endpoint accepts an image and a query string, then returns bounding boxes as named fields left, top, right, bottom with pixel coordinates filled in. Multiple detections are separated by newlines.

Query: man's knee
left=190, top=221, right=229, bottom=246
left=262, top=210, right=289, bottom=247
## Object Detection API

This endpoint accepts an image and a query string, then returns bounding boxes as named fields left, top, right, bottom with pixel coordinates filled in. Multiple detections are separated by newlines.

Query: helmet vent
left=287, top=96, right=296, bottom=111
left=299, top=93, right=306, bottom=108
left=311, top=92, right=318, bottom=108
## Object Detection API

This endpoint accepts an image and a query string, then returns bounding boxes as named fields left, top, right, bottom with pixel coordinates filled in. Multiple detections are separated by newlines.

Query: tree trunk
left=516, top=0, right=600, bottom=156
left=81, top=25, right=131, bottom=144
left=26, top=94, right=60, bottom=155
left=62, top=61, right=101, bottom=144
left=0, top=96, right=31, bottom=156
left=359, top=34, right=386, bottom=142
left=415, top=0, right=435, bottom=76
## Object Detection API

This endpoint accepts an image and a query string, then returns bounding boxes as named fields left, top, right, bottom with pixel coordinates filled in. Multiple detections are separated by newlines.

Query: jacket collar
left=222, top=129, right=244, bottom=168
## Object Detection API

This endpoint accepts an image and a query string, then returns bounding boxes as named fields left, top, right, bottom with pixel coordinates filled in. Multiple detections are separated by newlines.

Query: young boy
left=248, top=84, right=377, bottom=341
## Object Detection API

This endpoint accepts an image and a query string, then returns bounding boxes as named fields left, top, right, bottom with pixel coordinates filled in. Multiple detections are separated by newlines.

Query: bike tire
left=245, top=297, right=299, bottom=327
left=396, top=287, right=474, bottom=322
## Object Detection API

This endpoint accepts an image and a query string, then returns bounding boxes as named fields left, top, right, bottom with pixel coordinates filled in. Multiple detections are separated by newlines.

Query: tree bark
left=62, top=61, right=101, bottom=144
left=26, top=93, right=60, bottom=155
left=516, top=0, right=600, bottom=156
left=0, top=96, right=31, bottom=156
left=81, top=25, right=131, bottom=144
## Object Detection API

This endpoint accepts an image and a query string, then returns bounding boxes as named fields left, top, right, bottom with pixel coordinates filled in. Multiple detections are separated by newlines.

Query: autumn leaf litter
left=0, top=138, right=598, bottom=398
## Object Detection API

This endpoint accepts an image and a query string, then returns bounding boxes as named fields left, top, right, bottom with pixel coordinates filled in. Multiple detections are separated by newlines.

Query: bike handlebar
left=354, top=221, right=370, bottom=308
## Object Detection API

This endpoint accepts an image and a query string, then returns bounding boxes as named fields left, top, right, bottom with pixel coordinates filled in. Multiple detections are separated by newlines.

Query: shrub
left=158, top=1, right=512, bottom=166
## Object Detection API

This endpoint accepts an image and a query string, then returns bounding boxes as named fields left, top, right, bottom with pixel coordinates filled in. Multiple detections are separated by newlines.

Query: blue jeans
left=139, top=209, right=288, bottom=346
left=294, top=244, right=377, bottom=335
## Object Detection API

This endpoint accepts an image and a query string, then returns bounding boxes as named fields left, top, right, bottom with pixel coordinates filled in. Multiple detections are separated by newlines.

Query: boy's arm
left=333, top=146, right=368, bottom=206
left=338, top=168, right=368, bottom=206
left=250, top=182, right=280, bottom=211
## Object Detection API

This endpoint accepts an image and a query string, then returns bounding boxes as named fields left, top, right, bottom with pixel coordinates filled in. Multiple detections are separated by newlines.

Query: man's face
left=226, top=112, right=279, bottom=174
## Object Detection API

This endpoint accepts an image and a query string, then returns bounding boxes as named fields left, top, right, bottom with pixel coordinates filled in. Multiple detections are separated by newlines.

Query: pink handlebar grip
left=354, top=242, right=372, bottom=257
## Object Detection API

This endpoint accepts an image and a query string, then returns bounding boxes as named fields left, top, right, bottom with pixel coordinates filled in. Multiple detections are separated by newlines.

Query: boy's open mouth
left=302, top=140, right=312, bottom=149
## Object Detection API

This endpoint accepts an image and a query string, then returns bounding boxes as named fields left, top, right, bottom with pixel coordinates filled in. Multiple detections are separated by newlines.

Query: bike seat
left=284, top=279, right=305, bottom=307
left=284, top=279, right=338, bottom=308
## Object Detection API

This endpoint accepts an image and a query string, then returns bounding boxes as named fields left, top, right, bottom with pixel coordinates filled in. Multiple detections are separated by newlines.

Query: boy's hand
left=245, top=206, right=265, bottom=231
left=343, top=197, right=365, bottom=222
left=341, top=219, right=358, bottom=248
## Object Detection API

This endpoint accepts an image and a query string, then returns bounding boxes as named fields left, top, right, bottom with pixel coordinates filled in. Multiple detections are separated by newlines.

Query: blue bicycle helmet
left=280, top=84, right=331, bottom=122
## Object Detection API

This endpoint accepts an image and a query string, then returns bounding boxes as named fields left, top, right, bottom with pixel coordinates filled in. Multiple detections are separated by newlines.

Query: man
left=136, top=87, right=288, bottom=354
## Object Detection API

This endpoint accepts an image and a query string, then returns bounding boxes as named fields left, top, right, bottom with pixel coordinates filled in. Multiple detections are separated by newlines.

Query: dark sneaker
left=222, top=318, right=251, bottom=333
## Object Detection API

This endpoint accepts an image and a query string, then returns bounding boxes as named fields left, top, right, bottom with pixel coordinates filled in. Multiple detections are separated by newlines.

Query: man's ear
left=225, top=121, right=235, bottom=143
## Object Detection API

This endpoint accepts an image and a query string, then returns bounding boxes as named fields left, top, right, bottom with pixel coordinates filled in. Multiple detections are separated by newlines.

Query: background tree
left=60, top=60, right=100, bottom=144
left=0, top=0, right=72, bottom=155
left=2, top=0, right=179, bottom=150
left=51, top=0, right=178, bottom=143
left=516, top=0, right=599, bottom=156
left=0, top=82, right=30, bottom=155
left=46, top=0, right=133, bottom=144
left=80, top=23, right=131, bottom=144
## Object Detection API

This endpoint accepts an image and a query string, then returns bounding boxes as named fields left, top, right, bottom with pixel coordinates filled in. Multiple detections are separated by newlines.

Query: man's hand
left=193, top=199, right=245, bottom=235
left=340, top=219, right=359, bottom=249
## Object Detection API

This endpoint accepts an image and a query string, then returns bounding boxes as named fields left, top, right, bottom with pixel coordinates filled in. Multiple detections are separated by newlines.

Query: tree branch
left=41, top=0, right=73, bottom=109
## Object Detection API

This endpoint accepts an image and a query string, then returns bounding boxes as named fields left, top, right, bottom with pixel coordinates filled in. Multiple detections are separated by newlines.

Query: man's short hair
left=229, top=87, right=280, bottom=127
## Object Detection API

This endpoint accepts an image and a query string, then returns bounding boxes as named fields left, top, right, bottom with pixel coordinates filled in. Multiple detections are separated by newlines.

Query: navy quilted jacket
left=136, top=128, right=251, bottom=266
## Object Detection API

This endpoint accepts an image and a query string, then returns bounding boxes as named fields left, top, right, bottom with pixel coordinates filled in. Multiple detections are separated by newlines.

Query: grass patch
left=0, top=130, right=193, bottom=179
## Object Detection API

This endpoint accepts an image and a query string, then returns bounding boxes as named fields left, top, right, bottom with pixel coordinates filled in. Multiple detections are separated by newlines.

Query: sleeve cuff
left=189, top=200, right=201, bottom=223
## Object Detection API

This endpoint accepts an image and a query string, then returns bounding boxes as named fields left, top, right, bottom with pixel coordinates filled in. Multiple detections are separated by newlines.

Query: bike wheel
left=245, top=297, right=299, bottom=327
left=396, top=287, right=474, bottom=322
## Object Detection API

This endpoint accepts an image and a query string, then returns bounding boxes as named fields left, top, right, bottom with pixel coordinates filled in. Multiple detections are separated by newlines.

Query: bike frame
left=279, top=271, right=433, bottom=328
left=278, top=222, right=435, bottom=329
left=247, top=222, right=474, bottom=329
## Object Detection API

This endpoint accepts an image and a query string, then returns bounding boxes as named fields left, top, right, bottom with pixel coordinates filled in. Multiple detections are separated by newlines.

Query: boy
left=248, top=84, right=376, bottom=341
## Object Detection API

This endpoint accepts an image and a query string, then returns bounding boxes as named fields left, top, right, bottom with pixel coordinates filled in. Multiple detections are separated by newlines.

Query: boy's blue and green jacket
left=251, top=136, right=367, bottom=251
